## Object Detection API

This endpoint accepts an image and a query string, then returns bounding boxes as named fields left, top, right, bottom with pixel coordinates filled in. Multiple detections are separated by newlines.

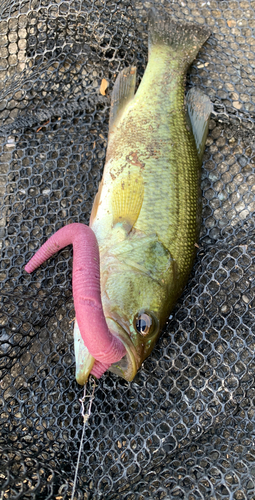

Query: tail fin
left=148, top=8, right=211, bottom=66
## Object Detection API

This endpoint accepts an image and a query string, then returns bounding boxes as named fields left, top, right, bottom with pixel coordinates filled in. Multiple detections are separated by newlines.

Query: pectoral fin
left=109, top=66, right=137, bottom=134
left=112, top=173, right=144, bottom=231
left=74, top=319, right=95, bottom=385
left=186, top=88, right=212, bottom=164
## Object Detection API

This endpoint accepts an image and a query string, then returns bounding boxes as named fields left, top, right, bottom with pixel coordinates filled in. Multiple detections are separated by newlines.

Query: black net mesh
left=1, top=1, right=255, bottom=498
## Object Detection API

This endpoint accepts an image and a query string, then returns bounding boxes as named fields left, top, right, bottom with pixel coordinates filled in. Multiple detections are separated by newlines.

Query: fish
left=25, top=9, right=212, bottom=384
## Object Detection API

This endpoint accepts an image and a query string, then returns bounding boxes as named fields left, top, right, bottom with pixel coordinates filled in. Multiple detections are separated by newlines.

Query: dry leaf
left=100, top=78, right=109, bottom=96
left=227, top=20, right=236, bottom=27
left=233, top=101, right=242, bottom=110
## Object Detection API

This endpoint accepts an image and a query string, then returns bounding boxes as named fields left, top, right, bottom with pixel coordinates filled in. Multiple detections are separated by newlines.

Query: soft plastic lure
left=25, top=223, right=126, bottom=378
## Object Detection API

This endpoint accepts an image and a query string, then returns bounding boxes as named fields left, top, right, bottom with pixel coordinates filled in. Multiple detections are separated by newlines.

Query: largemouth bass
left=25, top=9, right=212, bottom=384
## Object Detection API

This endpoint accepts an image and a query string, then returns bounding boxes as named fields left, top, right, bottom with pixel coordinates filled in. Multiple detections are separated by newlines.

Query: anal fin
left=90, top=180, right=103, bottom=226
left=186, top=88, right=213, bottom=164
left=109, top=66, right=137, bottom=134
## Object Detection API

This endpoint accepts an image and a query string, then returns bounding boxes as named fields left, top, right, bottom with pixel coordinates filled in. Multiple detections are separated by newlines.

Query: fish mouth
left=74, top=318, right=139, bottom=384
left=106, top=318, right=139, bottom=381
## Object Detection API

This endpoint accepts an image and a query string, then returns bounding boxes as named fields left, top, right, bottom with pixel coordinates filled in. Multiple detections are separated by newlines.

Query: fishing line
left=71, top=376, right=97, bottom=500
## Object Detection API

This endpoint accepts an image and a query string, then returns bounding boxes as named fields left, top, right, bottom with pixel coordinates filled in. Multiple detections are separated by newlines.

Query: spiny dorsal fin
left=109, top=66, right=137, bottom=134
left=186, top=88, right=212, bottom=164
left=111, top=173, right=144, bottom=232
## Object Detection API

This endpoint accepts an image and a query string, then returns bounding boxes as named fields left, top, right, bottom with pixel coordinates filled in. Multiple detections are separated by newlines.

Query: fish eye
left=134, top=312, right=155, bottom=336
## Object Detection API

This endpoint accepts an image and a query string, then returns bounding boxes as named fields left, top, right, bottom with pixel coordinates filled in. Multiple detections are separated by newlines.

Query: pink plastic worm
left=25, top=223, right=126, bottom=378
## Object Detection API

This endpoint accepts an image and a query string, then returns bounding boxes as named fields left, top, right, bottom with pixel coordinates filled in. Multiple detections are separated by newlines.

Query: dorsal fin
left=109, top=66, right=137, bottom=134
left=186, top=88, right=212, bottom=164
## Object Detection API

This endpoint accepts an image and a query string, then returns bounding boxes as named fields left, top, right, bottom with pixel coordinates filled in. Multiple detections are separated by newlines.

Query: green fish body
left=76, top=11, right=212, bottom=383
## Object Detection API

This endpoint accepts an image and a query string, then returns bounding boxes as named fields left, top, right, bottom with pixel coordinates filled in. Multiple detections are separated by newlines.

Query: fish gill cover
left=0, top=0, right=255, bottom=499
